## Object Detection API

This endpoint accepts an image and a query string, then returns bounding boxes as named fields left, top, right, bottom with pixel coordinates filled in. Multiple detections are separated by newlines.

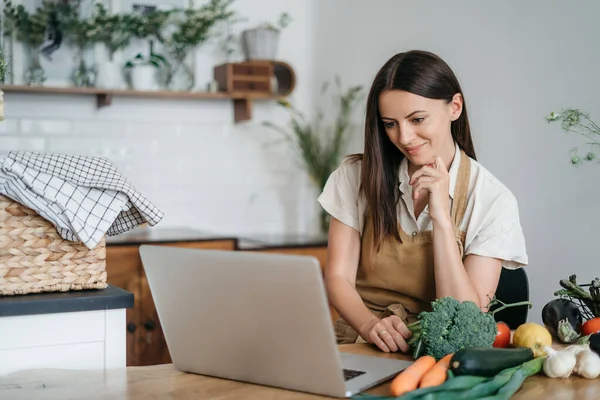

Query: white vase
left=96, top=60, right=124, bottom=89
left=131, top=65, right=157, bottom=91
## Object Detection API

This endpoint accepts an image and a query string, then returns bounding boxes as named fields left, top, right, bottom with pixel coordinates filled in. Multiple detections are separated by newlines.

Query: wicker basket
left=0, top=195, right=107, bottom=296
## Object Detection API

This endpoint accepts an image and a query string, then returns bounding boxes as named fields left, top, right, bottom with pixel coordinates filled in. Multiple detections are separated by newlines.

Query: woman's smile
left=404, top=143, right=427, bottom=156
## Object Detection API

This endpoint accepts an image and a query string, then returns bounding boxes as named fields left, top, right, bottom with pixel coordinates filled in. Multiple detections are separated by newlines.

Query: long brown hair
left=348, top=50, right=477, bottom=252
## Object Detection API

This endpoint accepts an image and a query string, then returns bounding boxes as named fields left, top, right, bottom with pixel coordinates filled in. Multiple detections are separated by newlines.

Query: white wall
left=312, top=0, right=600, bottom=322
left=1, top=0, right=323, bottom=237
left=3, top=0, right=598, bottom=322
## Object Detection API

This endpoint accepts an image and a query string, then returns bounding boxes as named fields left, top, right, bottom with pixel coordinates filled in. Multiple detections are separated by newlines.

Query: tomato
left=493, top=322, right=511, bottom=348
left=582, top=318, right=600, bottom=336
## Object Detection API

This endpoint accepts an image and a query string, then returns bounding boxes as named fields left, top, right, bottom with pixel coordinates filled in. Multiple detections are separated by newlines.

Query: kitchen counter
left=0, top=344, right=596, bottom=399
left=106, top=227, right=328, bottom=250
left=106, top=227, right=239, bottom=246
left=0, top=285, right=133, bottom=317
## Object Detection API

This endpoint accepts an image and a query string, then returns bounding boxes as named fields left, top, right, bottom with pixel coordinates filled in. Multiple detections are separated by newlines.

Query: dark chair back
left=489, top=267, right=530, bottom=329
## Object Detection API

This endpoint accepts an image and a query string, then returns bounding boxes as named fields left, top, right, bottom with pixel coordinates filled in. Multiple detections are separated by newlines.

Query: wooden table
left=0, top=344, right=598, bottom=399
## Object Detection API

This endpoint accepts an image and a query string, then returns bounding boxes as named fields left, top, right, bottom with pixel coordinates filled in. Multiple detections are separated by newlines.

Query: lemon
left=512, top=322, right=552, bottom=357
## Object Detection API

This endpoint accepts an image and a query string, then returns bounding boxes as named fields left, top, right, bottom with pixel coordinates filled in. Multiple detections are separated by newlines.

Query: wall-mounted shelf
left=0, top=61, right=296, bottom=123
left=0, top=84, right=285, bottom=123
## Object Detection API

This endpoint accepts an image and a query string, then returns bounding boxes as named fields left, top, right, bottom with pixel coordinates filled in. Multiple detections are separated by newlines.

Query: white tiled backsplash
left=0, top=93, right=324, bottom=237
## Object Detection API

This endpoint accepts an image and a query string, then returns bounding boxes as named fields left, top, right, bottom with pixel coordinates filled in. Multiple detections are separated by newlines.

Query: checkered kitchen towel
left=0, top=151, right=164, bottom=249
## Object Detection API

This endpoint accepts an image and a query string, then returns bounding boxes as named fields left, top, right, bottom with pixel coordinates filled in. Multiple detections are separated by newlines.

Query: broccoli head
left=407, top=297, right=498, bottom=360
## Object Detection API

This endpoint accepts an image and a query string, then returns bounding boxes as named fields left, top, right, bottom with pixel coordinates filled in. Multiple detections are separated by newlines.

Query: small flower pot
left=96, top=60, right=125, bottom=89
left=131, top=65, right=157, bottom=91
left=241, top=27, right=280, bottom=60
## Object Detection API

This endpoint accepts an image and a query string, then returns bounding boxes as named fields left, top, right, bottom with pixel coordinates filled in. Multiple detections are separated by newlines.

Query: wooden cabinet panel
left=106, top=246, right=142, bottom=367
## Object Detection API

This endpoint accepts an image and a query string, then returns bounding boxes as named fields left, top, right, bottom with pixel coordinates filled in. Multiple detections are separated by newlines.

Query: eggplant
left=541, top=298, right=583, bottom=343
left=591, top=333, right=600, bottom=356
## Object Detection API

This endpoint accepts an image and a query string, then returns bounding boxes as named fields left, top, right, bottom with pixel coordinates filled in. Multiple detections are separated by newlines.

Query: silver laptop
left=139, top=244, right=412, bottom=398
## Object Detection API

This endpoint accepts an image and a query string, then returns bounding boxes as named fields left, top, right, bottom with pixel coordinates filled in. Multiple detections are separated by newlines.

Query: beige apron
left=334, top=150, right=471, bottom=344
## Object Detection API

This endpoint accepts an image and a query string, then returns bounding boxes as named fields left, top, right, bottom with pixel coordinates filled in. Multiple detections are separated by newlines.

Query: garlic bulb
left=574, top=349, right=600, bottom=379
left=543, top=346, right=577, bottom=378
left=565, top=343, right=589, bottom=356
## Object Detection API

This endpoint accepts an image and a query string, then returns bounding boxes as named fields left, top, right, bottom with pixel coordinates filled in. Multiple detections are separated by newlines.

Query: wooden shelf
left=0, top=84, right=283, bottom=123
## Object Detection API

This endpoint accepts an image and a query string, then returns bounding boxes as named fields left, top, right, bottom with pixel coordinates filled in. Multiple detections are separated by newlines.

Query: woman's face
left=378, top=90, right=462, bottom=168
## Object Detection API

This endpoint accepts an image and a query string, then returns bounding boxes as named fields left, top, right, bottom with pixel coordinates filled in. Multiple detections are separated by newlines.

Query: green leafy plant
left=263, top=76, right=364, bottom=234
left=165, top=0, right=237, bottom=55
left=124, top=49, right=168, bottom=70
left=60, top=7, right=101, bottom=53
left=88, top=3, right=133, bottom=61
left=0, top=49, right=13, bottom=83
left=2, top=0, right=54, bottom=49
left=127, top=9, right=172, bottom=42
left=160, top=0, right=237, bottom=89
left=546, top=108, right=600, bottom=166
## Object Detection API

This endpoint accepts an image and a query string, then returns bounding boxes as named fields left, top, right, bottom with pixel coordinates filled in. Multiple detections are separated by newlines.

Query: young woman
left=317, top=50, right=528, bottom=354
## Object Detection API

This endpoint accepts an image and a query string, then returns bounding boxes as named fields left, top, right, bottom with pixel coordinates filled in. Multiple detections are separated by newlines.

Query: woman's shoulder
left=467, top=156, right=520, bottom=210
left=333, top=153, right=363, bottom=182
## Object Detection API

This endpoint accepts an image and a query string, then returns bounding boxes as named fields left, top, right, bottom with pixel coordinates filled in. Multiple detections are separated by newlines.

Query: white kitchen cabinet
left=0, top=285, right=133, bottom=375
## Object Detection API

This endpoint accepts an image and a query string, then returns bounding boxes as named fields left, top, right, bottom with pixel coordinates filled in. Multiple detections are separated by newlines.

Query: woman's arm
left=411, top=157, right=503, bottom=309
left=432, top=218, right=502, bottom=309
left=324, top=218, right=372, bottom=332
left=325, top=217, right=410, bottom=352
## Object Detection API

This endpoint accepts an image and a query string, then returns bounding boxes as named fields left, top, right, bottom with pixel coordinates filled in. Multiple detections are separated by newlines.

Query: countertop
left=106, top=227, right=328, bottom=250
left=0, top=285, right=134, bottom=317
left=0, top=344, right=595, bottom=399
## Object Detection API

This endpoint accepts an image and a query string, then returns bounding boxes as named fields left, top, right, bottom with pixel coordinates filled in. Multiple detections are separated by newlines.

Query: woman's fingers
left=367, top=318, right=413, bottom=353
left=434, top=156, right=447, bottom=172
left=409, top=165, right=438, bottom=184
left=385, top=317, right=410, bottom=352
left=369, top=326, right=392, bottom=352
left=411, top=176, right=436, bottom=199
left=379, top=329, right=399, bottom=353
left=393, top=318, right=413, bottom=339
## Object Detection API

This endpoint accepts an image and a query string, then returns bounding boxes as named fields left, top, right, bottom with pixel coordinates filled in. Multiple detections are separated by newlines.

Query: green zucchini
left=450, top=347, right=534, bottom=377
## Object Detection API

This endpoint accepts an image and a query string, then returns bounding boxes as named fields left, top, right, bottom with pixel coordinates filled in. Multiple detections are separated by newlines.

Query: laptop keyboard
left=343, top=368, right=366, bottom=381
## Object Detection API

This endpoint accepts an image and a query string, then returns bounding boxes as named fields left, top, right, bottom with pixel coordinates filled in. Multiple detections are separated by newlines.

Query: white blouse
left=317, top=143, right=528, bottom=270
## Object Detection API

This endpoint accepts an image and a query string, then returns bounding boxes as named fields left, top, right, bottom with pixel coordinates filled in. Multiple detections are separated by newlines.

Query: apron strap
left=450, top=150, right=472, bottom=228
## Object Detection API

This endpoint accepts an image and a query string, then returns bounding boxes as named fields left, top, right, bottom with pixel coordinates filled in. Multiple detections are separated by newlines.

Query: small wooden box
left=213, top=61, right=273, bottom=94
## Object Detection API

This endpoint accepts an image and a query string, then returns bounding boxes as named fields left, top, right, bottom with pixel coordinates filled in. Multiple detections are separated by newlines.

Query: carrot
left=390, top=355, right=437, bottom=397
left=418, top=353, right=453, bottom=388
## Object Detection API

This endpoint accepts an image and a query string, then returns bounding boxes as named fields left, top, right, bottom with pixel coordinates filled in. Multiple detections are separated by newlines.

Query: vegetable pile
left=353, top=289, right=600, bottom=400
left=542, top=275, right=600, bottom=345
left=356, top=349, right=545, bottom=400
left=406, top=296, right=531, bottom=360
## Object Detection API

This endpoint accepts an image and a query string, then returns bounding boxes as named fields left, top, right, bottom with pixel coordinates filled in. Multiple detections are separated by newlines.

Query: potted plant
left=263, top=77, right=364, bottom=234
left=60, top=5, right=101, bottom=88
left=89, top=4, right=132, bottom=89
left=3, top=1, right=51, bottom=86
left=124, top=48, right=168, bottom=91
left=124, top=10, right=171, bottom=91
left=546, top=108, right=600, bottom=166
left=241, top=12, right=291, bottom=61
left=161, top=0, right=236, bottom=91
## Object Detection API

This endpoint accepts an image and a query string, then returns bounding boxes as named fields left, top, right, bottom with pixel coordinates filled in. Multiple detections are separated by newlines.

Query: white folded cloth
left=0, top=151, right=164, bottom=249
